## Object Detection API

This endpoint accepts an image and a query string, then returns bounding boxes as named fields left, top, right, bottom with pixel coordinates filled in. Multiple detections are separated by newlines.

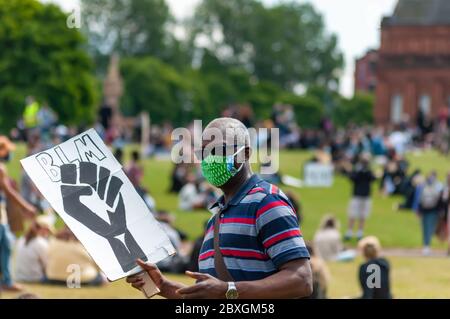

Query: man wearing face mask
left=128, top=118, right=312, bottom=299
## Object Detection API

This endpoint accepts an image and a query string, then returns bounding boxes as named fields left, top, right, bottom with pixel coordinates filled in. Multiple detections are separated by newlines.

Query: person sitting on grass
left=313, top=215, right=343, bottom=261
left=44, top=226, right=107, bottom=286
left=178, top=173, right=211, bottom=211
left=14, top=215, right=53, bottom=283
left=125, top=150, right=144, bottom=189
left=155, top=210, right=189, bottom=274
left=125, top=150, right=156, bottom=212
left=396, top=169, right=422, bottom=211
left=304, top=242, right=330, bottom=299
left=358, top=236, right=392, bottom=299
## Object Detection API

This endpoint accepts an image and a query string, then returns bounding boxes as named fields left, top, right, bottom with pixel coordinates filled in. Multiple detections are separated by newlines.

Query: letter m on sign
left=74, top=134, right=106, bottom=163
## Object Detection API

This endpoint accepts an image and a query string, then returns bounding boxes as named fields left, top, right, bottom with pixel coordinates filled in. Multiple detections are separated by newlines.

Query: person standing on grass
left=345, top=153, right=376, bottom=241
left=127, top=117, right=312, bottom=299
left=413, top=171, right=443, bottom=256
left=0, top=136, right=36, bottom=292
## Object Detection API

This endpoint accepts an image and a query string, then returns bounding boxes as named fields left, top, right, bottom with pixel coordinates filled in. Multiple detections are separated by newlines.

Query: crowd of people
left=0, top=96, right=450, bottom=299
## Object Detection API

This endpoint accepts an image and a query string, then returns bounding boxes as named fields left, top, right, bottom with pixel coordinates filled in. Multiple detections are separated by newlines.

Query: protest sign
left=303, top=163, right=334, bottom=187
left=281, top=175, right=303, bottom=188
left=21, top=129, right=176, bottom=282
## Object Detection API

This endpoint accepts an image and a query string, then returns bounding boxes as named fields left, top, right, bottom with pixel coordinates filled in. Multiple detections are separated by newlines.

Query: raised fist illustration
left=60, top=162, right=147, bottom=272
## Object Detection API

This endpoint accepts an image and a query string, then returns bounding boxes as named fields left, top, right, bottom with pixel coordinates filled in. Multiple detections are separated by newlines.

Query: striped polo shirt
left=198, top=174, right=310, bottom=281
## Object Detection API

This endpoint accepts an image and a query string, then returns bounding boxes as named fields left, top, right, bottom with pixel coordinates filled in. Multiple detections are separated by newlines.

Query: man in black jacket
left=345, top=153, right=376, bottom=241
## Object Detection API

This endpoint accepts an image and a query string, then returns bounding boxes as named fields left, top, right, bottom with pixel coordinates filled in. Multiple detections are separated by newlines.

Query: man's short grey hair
left=203, top=117, right=250, bottom=147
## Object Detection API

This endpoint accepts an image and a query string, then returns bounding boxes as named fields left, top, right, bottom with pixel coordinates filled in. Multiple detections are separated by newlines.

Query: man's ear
left=245, top=147, right=252, bottom=161
left=235, top=147, right=250, bottom=166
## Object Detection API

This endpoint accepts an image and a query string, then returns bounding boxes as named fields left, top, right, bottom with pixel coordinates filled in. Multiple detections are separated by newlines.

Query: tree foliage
left=120, top=57, right=187, bottom=124
left=0, top=0, right=352, bottom=132
left=278, top=93, right=324, bottom=128
left=333, top=93, right=374, bottom=127
left=188, top=0, right=344, bottom=90
left=119, top=54, right=332, bottom=129
left=81, top=0, right=346, bottom=129
left=0, top=0, right=98, bottom=132
left=81, top=0, right=189, bottom=73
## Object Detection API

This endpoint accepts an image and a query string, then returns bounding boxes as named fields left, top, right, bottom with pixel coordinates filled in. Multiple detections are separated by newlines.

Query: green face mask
left=201, top=146, right=245, bottom=187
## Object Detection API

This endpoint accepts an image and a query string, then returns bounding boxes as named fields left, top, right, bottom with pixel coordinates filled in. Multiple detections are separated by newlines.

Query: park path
left=383, top=248, right=448, bottom=258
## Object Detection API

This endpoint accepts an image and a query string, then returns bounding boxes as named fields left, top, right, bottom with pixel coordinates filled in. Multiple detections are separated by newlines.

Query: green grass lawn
left=3, top=144, right=450, bottom=299
left=5, top=145, right=450, bottom=246
left=146, top=149, right=449, bottom=248
left=2, top=256, right=450, bottom=299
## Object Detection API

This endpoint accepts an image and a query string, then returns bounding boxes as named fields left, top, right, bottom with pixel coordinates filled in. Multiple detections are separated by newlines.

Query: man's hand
left=126, top=259, right=188, bottom=299
left=0, top=163, right=36, bottom=218
left=127, top=259, right=167, bottom=291
left=177, top=272, right=227, bottom=299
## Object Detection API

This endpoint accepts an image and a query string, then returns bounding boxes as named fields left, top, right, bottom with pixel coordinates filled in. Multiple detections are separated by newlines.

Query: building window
left=419, top=94, right=431, bottom=116
left=390, top=94, right=403, bottom=123
left=369, top=61, right=377, bottom=73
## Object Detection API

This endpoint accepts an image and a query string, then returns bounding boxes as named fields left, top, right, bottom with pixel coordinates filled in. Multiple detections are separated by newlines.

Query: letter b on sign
left=36, top=152, right=61, bottom=182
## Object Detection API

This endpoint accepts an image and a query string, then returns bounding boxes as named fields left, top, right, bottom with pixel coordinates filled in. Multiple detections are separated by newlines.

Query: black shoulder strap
left=213, top=212, right=234, bottom=282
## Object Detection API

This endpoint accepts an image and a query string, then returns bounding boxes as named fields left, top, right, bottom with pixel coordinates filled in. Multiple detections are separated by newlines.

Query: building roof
left=383, top=0, right=450, bottom=26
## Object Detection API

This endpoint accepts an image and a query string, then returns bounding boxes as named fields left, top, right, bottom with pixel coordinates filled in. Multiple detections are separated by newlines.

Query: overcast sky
left=44, top=0, right=398, bottom=97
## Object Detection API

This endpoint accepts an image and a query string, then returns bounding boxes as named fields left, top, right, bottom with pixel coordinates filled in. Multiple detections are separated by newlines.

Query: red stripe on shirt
left=271, top=185, right=278, bottom=194
left=256, top=200, right=290, bottom=218
left=221, top=217, right=255, bottom=225
left=199, top=250, right=214, bottom=260
left=248, top=187, right=264, bottom=194
left=263, top=229, right=301, bottom=248
left=221, top=249, right=269, bottom=260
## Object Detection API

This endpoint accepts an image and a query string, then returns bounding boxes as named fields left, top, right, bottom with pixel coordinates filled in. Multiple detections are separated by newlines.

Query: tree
left=188, top=0, right=344, bottom=90
left=244, top=81, right=283, bottom=119
left=81, top=0, right=180, bottom=59
left=0, top=0, right=98, bottom=132
left=278, top=93, right=324, bottom=128
left=306, top=85, right=341, bottom=116
left=333, top=93, right=374, bottom=127
left=120, top=57, right=192, bottom=125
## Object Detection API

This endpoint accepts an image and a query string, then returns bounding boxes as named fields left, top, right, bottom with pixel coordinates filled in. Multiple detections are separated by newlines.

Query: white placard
left=21, top=129, right=175, bottom=281
left=303, top=163, right=334, bottom=187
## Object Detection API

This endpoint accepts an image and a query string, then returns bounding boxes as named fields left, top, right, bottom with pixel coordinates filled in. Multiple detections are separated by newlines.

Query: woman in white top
left=15, top=216, right=52, bottom=282
left=313, top=215, right=343, bottom=261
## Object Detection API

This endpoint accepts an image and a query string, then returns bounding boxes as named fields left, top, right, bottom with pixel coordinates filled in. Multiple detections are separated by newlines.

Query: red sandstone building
left=354, top=49, right=378, bottom=94
left=366, top=0, right=450, bottom=124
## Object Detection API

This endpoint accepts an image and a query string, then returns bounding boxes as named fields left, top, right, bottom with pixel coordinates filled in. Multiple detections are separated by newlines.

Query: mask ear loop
left=227, top=145, right=246, bottom=175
